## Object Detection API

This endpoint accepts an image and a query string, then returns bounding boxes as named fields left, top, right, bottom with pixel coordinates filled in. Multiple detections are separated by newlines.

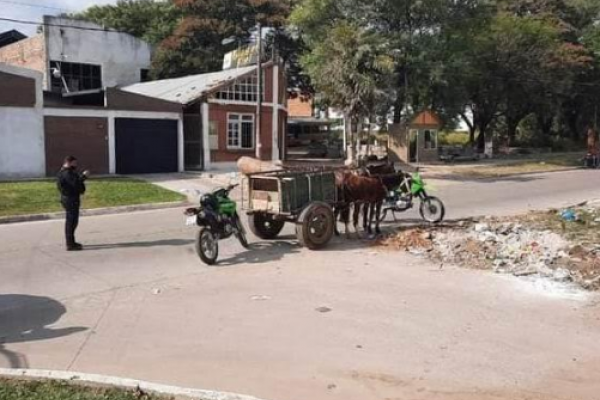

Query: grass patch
left=439, top=131, right=470, bottom=146
left=525, top=207, right=600, bottom=248
left=0, top=177, right=185, bottom=217
left=0, top=379, right=171, bottom=400
left=451, top=153, right=581, bottom=178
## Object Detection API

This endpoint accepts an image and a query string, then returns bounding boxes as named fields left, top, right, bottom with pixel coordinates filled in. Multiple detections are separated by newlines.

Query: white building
left=0, top=16, right=152, bottom=93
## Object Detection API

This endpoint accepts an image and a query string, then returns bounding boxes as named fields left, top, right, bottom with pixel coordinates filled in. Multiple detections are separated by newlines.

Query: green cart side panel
left=280, top=172, right=336, bottom=213
left=245, top=171, right=337, bottom=215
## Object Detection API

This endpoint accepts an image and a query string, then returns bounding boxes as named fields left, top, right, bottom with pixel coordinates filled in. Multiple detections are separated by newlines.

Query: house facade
left=0, top=64, right=184, bottom=179
left=123, top=62, right=287, bottom=170
left=0, top=16, right=152, bottom=93
left=1, top=17, right=286, bottom=176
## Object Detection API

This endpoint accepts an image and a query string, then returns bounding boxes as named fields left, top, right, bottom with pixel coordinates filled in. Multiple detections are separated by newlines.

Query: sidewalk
left=137, top=172, right=240, bottom=202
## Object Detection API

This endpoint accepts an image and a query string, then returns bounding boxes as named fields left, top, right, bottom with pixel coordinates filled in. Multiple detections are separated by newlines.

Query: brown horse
left=364, top=162, right=396, bottom=176
left=334, top=170, right=388, bottom=237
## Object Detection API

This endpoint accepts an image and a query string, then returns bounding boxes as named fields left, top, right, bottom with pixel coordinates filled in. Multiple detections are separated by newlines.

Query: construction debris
left=377, top=204, right=600, bottom=290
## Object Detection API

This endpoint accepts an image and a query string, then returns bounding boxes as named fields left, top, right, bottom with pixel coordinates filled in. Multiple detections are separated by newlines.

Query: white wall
left=0, top=65, right=45, bottom=178
left=45, top=16, right=152, bottom=89
left=0, top=108, right=45, bottom=178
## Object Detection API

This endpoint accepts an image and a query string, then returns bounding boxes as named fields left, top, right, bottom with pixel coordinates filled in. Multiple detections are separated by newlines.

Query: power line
left=0, top=0, right=68, bottom=11
left=0, top=16, right=130, bottom=34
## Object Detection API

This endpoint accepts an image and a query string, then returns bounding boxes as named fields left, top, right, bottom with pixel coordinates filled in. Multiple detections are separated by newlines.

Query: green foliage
left=152, top=0, right=293, bottom=78
left=300, top=20, right=394, bottom=134
left=73, top=0, right=181, bottom=45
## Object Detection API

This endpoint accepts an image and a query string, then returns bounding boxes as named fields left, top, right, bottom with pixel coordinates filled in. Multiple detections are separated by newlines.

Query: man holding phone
left=57, top=156, right=89, bottom=251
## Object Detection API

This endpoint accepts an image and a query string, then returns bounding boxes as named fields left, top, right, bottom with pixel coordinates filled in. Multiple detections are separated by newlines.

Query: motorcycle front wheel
left=195, top=227, right=219, bottom=265
left=419, top=196, right=445, bottom=223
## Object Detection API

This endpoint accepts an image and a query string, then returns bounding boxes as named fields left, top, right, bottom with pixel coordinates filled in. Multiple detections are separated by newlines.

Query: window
left=424, top=130, right=438, bottom=149
left=140, top=69, right=150, bottom=82
left=215, top=74, right=264, bottom=103
left=50, top=61, right=102, bottom=93
left=227, top=114, right=254, bottom=149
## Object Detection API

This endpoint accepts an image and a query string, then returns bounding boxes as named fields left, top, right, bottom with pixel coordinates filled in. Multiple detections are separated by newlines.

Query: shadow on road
left=0, top=294, right=87, bottom=368
left=85, top=238, right=194, bottom=250
left=218, top=241, right=301, bottom=266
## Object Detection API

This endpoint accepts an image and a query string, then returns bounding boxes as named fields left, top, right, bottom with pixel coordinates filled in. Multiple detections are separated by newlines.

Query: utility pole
left=256, top=22, right=263, bottom=160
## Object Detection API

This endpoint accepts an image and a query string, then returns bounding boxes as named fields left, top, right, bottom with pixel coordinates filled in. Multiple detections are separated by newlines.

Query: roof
left=410, top=110, right=442, bottom=127
left=0, top=30, right=27, bottom=49
left=121, top=66, right=256, bottom=105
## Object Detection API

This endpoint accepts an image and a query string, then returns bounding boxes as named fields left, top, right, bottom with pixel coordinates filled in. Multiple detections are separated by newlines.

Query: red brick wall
left=0, top=35, right=46, bottom=76
left=209, top=103, right=275, bottom=161
left=205, top=63, right=287, bottom=163
left=264, top=65, right=273, bottom=105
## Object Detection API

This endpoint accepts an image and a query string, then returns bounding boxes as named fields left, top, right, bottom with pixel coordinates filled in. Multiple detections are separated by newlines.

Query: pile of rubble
left=378, top=217, right=600, bottom=290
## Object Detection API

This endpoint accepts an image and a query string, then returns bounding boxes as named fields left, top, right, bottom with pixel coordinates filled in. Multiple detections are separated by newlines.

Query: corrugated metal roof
left=121, top=66, right=256, bottom=105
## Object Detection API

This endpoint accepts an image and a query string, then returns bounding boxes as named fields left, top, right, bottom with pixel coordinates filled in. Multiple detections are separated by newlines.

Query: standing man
left=57, top=156, right=89, bottom=251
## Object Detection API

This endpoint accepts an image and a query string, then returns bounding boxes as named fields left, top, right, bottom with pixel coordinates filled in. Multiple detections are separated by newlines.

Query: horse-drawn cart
left=242, top=170, right=338, bottom=249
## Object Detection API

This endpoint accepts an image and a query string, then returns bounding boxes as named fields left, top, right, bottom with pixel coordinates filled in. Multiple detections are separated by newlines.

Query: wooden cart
left=242, top=170, right=338, bottom=249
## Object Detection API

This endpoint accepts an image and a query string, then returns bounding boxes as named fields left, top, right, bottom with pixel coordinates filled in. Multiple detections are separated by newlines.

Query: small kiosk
left=388, top=110, right=442, bottom=164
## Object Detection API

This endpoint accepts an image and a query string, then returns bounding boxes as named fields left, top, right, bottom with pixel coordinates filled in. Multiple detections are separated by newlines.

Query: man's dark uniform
left=57, top=167, right=86, bottom=249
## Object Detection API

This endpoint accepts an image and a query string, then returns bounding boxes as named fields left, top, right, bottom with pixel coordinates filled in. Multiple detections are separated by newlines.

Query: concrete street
left=1, top=170, right=600, bottom=400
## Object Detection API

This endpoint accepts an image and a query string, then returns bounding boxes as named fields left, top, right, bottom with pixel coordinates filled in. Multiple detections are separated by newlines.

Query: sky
left=0, top=0, right=118, bottom=36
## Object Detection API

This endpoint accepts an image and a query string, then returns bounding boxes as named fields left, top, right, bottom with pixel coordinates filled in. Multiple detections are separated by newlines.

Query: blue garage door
left=115, top=118, right=178, bottom=174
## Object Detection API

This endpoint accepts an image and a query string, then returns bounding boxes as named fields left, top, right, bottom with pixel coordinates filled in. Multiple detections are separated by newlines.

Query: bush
left=549, top=136, right=584, bottom=152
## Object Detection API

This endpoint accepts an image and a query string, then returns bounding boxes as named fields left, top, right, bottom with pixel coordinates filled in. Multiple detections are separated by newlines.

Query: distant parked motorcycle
left=379, top=171, right=445, bottom=223
left=184, top=184, right=248, bottom=265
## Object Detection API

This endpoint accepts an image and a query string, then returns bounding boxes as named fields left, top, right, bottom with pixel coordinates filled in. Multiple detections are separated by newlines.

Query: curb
left=0, top=201, right=190, bottom=225
left=424, top=166, right=583, bottom=181
left=0, top=368, right=271, bottom=400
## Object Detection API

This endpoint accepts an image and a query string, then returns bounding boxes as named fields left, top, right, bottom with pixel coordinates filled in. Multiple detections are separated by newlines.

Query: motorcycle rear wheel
left=419, top=196, right=445, bottom=223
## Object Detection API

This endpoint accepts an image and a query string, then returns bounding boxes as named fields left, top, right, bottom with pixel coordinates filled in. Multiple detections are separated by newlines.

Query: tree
left=152, top=0, right=293, bottom=78
left=300, top=21, right=394, bottom=159
left=73, top=0, right=181, bottom=46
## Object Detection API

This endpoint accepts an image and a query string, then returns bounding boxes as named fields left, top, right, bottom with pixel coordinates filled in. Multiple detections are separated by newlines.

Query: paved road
left=1, top=170, right=600, bottom=400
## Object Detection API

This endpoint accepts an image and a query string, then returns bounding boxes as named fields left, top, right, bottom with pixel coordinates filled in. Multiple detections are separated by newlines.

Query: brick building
left=123, top=62, right=287, bottom=170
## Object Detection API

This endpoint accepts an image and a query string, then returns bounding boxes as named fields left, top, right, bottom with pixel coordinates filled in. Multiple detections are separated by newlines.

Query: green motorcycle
left=379, top=171, right=445, bottom=223
left=184, top=184, right=248, bottom=265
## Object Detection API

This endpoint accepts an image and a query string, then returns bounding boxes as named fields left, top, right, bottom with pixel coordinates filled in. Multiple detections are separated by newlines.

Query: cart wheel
left=249, top=212, right=285, bottom=240
left=296, top=202, right=334, bottom=250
